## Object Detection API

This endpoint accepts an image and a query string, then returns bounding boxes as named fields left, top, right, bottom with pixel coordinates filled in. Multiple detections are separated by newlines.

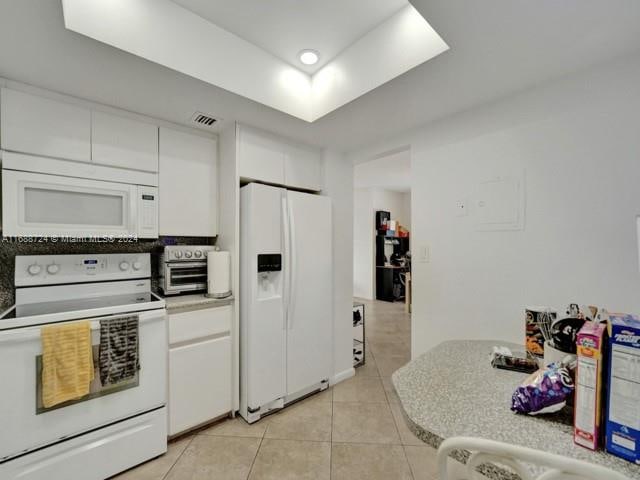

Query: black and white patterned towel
left=99, top=315, right=140, bottom=386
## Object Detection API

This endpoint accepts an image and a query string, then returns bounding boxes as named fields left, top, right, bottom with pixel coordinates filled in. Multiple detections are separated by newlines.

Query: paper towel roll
left=207, top=250, right=231, bottom=298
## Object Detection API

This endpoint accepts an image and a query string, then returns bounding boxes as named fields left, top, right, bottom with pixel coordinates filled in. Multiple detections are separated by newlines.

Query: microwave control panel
left=137, top=186, right=158, bottom=239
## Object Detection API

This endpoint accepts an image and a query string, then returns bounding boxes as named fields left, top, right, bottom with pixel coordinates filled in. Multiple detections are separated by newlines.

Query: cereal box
left=574, top=321, right=608, bottom=450
left=606, top=314, right=640, bottom=463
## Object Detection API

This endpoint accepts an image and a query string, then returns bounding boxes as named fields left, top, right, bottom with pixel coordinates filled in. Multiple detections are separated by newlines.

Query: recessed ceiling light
left=299, top=49, right=320, bottom=66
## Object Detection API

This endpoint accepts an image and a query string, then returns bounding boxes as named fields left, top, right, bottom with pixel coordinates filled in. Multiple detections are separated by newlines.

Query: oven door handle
left=165, top=261, right=207, bottom=268
left=0, top=313, right=164, bottom=343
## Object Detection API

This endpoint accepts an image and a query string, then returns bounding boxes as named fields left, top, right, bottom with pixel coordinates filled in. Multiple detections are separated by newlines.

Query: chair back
left=437, top=437, right=629, bottom=480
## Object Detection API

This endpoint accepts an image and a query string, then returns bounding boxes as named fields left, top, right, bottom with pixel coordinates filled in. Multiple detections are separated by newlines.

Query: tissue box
left=574, top=321, right=608, bottom=450
left=605, top=314, right=640, bottom=463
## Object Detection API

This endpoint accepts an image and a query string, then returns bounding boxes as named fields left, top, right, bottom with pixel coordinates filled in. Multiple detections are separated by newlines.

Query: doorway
left=352, top=146, right=412, bottom=378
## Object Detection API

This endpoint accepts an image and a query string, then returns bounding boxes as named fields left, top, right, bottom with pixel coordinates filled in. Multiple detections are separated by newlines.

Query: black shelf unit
left=375, top=232, right=410, bottom=302
left=353, top=302, right=365, bottom=367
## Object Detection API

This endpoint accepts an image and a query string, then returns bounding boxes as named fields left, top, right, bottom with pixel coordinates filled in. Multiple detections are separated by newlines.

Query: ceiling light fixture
left=298, top=49, right=320, bottom=66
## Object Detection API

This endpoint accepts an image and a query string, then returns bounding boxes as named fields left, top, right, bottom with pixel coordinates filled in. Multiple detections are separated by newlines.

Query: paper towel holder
left=205, top=248, right=233, bottom=299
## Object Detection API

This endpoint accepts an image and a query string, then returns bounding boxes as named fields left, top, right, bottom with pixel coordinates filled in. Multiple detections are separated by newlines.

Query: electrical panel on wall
left=473, top=174, right=525, bottom=231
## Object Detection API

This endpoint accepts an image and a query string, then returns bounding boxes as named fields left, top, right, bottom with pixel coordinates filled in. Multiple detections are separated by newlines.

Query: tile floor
left=114, top=298, right=441, bottom=480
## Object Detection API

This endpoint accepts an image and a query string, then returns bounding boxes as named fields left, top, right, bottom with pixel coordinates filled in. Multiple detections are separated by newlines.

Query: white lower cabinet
left=168, top=306, right=232, bottom=436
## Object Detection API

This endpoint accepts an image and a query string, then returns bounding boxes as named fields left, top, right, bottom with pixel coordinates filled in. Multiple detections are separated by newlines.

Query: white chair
left=437, top=436, right=629, bottom=480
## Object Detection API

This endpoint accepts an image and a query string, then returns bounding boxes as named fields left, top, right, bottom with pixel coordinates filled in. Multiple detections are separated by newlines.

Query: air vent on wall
left=190, top=111, right=219, bottom=128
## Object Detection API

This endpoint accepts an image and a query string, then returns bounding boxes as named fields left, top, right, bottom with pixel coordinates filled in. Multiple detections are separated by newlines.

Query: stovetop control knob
left=173, top=250, right=183, bottom=259
left=46, top=264, right=60, bottom=275
left=184, top=251, right=193, bottom=259
left=194, top=250, right=202, bottom=258
left=132, top=261, right=142, bottom=271
left=27, top=264, right=42, bottom=276
left=119, top=261, right=130, bottom=271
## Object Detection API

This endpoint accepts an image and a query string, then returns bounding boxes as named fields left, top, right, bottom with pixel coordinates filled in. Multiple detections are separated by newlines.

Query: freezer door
left=240, top=183, right=287, bottom=412
left=284, top=190, right=333, bottom=396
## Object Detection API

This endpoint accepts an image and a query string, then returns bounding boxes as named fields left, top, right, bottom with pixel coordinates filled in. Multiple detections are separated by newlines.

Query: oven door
left=163, top=261, right=208, bottom=295
left=1, top=169, right=137, bottom=238
left=0, top=309, right=167, bottom=462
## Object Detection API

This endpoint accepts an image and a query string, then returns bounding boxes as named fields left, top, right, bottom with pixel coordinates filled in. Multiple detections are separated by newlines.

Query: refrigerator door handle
left=287, top=197, right=297, bottom=330
left=281, top=195, right=290, bottom=330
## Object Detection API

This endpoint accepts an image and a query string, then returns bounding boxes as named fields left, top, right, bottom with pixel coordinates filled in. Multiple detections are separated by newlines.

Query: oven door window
left=169, top=264, right=208, bottom=286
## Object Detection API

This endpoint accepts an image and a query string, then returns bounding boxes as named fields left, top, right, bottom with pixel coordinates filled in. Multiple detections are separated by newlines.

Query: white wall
left=350, top=52, right=640, bottom=357
left=353, top=188, right=374, bottom=299
left=353, top=187, right=411, bottom=299
left=323, top=150, right=355, bottom=383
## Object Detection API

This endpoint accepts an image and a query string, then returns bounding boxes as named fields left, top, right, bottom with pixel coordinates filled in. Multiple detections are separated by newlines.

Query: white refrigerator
left=239, top=183, right=333, bottom=423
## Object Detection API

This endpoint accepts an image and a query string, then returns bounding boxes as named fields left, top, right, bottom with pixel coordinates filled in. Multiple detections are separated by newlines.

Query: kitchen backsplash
left=0, top=236, right=215, bottom=308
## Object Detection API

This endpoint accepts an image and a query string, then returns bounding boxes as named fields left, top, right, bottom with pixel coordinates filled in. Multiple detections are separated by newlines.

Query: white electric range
left=0, top=253, right=167, bottom=480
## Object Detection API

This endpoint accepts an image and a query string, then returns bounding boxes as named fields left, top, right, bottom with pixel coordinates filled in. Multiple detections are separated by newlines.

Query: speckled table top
left=392, top=340, right=639, bottom=479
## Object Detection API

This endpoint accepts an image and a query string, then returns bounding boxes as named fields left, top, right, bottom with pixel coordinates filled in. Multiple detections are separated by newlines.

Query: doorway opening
left=352, top=146, right=412, bottom=378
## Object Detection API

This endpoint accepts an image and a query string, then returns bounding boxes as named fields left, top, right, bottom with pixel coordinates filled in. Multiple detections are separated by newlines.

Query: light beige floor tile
left=404, top=445, right=440, bottom=480
left=375, top=353, right=410, bottom=376
left=331, top=443, right=413, bottom=480
left=165, top=435, right=260, bottom=480
left=199, top=416, right=268, bottom=438
left=332, top=401, right=401, bottom=444
left=389, top=401, right=426, bottom=446
left=264, top=395, right=332, bottom=442
left=370, top=339, right=410, bottom=357
left=381, top=376, right=402, bottom=404
left=249, top=439, right=330, bottom=480
left=311, top=386, right=333, bottom=403
left=111, top=435, right=193, bottom=480
left=332, top=375, right=387, bottom=403
left=354, top=353, right=380, bottom=377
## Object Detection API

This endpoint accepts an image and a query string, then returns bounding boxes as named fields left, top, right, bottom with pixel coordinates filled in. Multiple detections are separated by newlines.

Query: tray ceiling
left=61, top=0, right=448, bottom=122
left=170, top=0, right=409, bottom=74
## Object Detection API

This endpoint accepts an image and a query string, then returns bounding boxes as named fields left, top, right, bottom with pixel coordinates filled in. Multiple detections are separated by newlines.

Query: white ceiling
left=0, top=1, right=639, bottom=151
left=355, top=150, right=411, bottom=192
left=170, top=0, right=408, bottom=74
left=61, top=0, right=448, bottom=122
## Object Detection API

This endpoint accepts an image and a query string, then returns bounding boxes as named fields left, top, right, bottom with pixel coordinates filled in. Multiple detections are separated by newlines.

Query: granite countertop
left=392, top=340, right=638, bottom=480
left=160, top=292, right=234, bottom=312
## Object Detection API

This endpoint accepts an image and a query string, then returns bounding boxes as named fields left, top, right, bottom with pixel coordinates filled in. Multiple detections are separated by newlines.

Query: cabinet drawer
left=169, top=336, right=231, bottom=435
left=168, top=305, right=231, bottom=345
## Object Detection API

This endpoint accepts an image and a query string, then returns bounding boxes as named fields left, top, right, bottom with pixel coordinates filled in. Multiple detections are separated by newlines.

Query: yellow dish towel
left=41, top=321, right=95, bottom=408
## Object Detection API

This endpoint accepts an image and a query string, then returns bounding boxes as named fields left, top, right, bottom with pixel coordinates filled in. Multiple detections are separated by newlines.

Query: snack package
left=511, top=362, right=575, bottom=415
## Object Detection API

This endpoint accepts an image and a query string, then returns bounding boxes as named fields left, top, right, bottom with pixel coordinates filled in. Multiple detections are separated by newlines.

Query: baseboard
left=331, top=367, right=355, bottom=386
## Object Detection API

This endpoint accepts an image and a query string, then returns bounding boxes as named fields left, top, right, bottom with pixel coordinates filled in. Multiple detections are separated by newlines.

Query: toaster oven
left=159, top=245, right=216, bottom=295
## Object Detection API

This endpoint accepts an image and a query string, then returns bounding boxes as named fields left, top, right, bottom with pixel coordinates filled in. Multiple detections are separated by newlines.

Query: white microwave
left=1, top=152, right=158, bottom=239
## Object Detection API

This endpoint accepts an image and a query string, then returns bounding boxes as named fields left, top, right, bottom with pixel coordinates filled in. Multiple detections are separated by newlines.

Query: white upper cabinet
left=0, top=88, right=91, bottom=162
left=159, top=127, right=218, bottom=237
left=91, top=111, right=159, bottom=172
left=237, top=124, right=322, bottom=191
left=237, top=125, right=285, bottom=186
left=284, top=143, right=323, bottom=192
